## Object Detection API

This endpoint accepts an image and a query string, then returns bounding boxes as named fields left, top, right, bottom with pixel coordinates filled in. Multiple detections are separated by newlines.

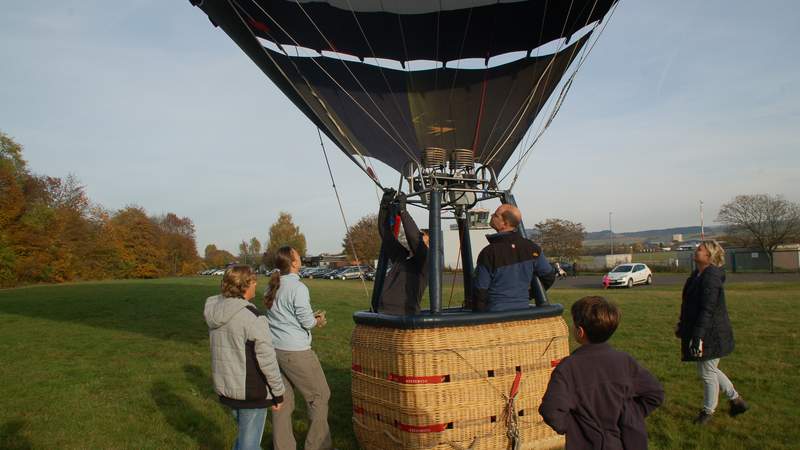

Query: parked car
left=309, top=268, right=337, bottom=279
left=306, top=267, right=332, bottom=279
left=325, top=267, right=349, bottom=279
left=332, top=266, right=368, bottom=280
left=605, top=263, right=652, bottom=288
left=211, top=268, right=226, bottom=276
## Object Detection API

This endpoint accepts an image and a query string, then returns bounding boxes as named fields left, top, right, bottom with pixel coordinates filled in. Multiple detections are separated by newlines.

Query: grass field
left=1, top=277, right=798, bottom=449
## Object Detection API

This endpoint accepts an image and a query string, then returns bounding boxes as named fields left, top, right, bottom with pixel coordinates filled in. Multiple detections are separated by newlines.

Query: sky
left=1, top=1, right=798, bottom=255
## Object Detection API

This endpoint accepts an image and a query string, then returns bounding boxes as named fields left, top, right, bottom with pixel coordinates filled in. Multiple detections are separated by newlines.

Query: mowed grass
left=0, top=277, right=798, bottom=449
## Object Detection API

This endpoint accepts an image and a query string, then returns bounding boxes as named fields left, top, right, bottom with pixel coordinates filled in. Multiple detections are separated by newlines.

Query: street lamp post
left=609, top=212, right=614, bottom=255
left=700, top=200, right=705, bottom=240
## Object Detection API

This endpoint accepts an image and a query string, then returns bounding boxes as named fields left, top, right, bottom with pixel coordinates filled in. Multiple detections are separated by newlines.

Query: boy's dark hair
left=571, top=296, right=620, bottom=343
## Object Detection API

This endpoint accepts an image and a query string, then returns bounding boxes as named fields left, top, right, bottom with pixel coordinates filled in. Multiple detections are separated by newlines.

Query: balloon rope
left=503, top=0, right=620, bottom=190
left=226, top=0, right=383, bottom=187
left=317, top=127, right=371, bottom=300
left=506, top=0, right=606, bottom=186
left=239, top=0, right=422, bottom=167
left=481, top=0, right=580, bottom=168
left=343, top=0, right=416, bottom=135
left=289, top=0, right=421, bottom=162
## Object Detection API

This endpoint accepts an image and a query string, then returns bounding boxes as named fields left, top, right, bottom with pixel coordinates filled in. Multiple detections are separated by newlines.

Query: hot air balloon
left=190, top=1, right=618, bottom=448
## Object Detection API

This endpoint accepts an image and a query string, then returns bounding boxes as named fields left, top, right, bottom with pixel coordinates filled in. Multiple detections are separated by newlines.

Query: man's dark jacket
left=472, top=231, right=555, bottom=312
left=377, top=204, right=427, bottom=315
left=539, top=343, right=664, bottom=450
left=679, top=265, right=734, bottom=361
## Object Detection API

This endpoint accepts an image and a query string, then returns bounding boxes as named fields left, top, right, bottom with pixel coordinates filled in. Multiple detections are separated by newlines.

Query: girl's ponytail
left=263, top=246, right=295, bottom=309
left=264, top=271, right=281, bottom=309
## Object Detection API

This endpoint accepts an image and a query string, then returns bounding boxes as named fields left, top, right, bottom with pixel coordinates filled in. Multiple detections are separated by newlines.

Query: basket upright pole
left=457, top=211, right=474, bottom=308
left=428, top=189, right=443, bottom=314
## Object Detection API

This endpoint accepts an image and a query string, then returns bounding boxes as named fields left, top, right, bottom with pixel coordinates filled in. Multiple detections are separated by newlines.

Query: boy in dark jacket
left=540, top=296, right=664, bottom=449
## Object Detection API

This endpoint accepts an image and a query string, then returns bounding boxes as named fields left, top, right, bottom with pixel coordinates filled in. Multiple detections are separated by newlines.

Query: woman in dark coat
left=676, top=240, right=749, bottom=424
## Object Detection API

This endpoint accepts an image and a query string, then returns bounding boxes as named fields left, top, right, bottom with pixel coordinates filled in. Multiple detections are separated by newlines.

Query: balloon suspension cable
left=342, top=0, right=417, bottom=134
left=316, top=127, right=371, bottom=300
left=502, top=0, right=620, bottom=190
left=482, top=0, right=597, bottom=169
left=226, top=0, right=384, bottom=187
left=243, top=0, right=422, bottom=167
left=479, top=0, right=578, bottom=167
left=291, top=0, right=420, bottom=161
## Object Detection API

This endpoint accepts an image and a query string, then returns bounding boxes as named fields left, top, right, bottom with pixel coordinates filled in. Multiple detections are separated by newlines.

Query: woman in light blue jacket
left=264, top=246, right=332, bottom=450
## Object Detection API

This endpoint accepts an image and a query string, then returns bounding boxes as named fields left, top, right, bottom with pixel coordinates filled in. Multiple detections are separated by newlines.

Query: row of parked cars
left=300, top=266, right=375, bottom=281
left=199, top=268, right=227, bottom=276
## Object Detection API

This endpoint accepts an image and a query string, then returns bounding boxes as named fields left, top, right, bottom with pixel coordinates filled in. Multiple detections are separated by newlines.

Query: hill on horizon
left=526, top=225, right=725, bottom=246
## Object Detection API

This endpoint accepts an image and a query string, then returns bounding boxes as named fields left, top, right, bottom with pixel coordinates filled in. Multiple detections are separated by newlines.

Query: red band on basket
left=351, top=364, right=362, bottom=373
left=551, top=359, right=562, bottom=367
left=353, top=406, right=365, bottom=415
left=396, top=422, right=448, bottom=433
left=387, top=373, right=446, bottom=384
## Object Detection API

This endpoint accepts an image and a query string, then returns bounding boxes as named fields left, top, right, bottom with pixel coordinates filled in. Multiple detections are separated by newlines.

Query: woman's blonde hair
left=700, top=240, right=726, bottom=267
left=221, top=265, right=256, bottom=299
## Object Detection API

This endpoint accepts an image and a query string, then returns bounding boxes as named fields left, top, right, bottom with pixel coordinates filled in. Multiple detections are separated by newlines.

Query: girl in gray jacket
left=204, top=265, right=285, bottom=450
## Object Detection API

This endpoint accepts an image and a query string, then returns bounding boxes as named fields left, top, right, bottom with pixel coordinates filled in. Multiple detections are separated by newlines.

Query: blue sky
left=1, top=1, right=798, bottom=254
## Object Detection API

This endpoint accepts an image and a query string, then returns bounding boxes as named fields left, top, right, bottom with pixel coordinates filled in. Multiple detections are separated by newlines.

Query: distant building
left=724, top=244, right=800, bottom=272
left=677, top=240, right=701, bottom=251
left=305, top=253, right=350, bottom=268
left=672, top=234, right=683, bottom=243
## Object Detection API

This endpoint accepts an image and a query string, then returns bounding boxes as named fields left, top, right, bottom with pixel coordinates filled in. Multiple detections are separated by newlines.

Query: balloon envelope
left=192, top=0, right=617, bottom=173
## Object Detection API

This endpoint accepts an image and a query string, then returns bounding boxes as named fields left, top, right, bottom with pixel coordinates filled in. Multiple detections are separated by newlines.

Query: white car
left=606, top=263, right=652, bottom=288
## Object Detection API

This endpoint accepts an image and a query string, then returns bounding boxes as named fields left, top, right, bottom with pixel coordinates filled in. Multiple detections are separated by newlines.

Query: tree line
left=0, top=131, right=202, bottom=287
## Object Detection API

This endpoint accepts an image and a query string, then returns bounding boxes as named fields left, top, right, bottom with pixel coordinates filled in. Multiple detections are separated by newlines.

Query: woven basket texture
left=351, top=316, right=569, bottom=450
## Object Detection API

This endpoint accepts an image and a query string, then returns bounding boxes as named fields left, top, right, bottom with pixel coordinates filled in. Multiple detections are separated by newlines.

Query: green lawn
left=0, top=277, right=798, bottom=449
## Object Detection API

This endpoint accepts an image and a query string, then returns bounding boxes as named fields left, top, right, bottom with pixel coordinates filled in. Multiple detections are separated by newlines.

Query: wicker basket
left=351, top=316, right=569, bottom=450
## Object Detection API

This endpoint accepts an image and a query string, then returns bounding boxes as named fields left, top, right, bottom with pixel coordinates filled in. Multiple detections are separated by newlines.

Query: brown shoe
left=730, top=397, right=750, bottom=417
left=693, top=410, right=713, bottom=425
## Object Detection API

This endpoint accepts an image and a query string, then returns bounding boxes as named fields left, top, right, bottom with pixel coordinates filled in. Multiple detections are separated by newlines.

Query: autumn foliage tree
left=263, top=212, right=307, bottom=268
left=0, top=130, right=202, bottom=286
left=204, top=244, right=237, bottom=268
left=534, top=218, right=586, bottom=260
left=342, top=214, right=380, bottom=264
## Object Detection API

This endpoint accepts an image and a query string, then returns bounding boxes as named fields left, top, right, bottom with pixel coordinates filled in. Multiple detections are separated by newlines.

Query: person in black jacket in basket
left=676, top=240, right=749, bottom=425
left=376, top=189, right=428, bottom=315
